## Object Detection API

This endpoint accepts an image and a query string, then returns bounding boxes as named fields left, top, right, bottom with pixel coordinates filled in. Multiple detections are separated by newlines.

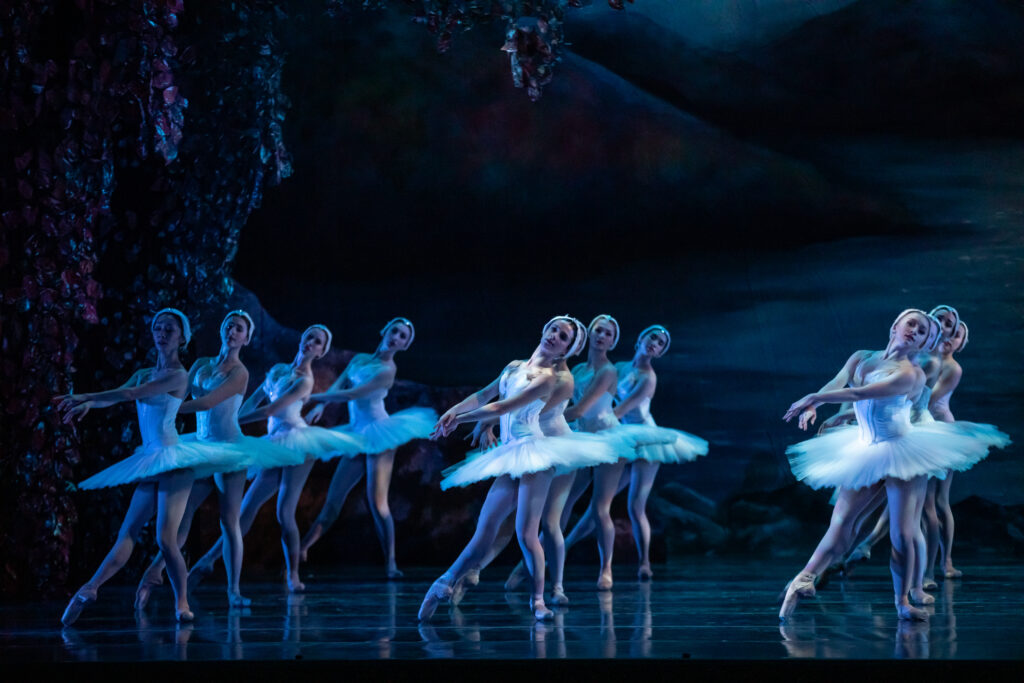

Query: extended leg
left=418, top=476, right=518, bottom=620
left=779, top=482, right=884, bottom=620
left=300, top=455, right=365, bottom=560
left=61, top=483, right=157, bottom=626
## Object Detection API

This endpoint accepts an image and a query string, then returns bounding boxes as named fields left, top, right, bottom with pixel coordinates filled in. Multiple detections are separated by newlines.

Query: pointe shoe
left=910, top=589, right=935, bottom=606
left=896, top=604, right=929, bottom=621
left=550, top=586, right=570, bottom=606
left=175, top=608, right=195, bottom=623
left=943, top=567, right=962, bottom=579
left=779, top=572, right=816, bottom=622
left=134, top=580, right=161, bottom=611
left=637, top=565, right=653, bottom=581
left=505, top=562, right=528, bottom=592
left=464, top=569, right=480, bottom=587
left=61, top=588, right=97, bottom=627
left=227, top=592, right=252, bottom=608
left=922, top=578, right=939, bottom=591
left=531, top=597, right=554, bottom=621
left=596, top=573, right=613, bottom=591
left=386, top=567, right=404, bottom=580
left=418, top=576, right=454, bottom=621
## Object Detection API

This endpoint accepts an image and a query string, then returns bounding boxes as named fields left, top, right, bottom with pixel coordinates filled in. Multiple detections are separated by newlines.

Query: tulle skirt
left=629, top=426, right=709, bottom=464
left=328, top=406, right=437, bottom=459
left=79, top=440, right=242, bottom=490
left=788, top=421, right=1007, bottom=491
left=267, top=425, right=368, bottom=462
left=180, top=433, right=308, bottom=475
left=440, top=434, right=618, bottom=489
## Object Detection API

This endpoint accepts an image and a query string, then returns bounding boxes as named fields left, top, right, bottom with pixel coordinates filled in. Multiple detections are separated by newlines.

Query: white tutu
left=788, top=421, right=1003, bottom=491
left=329, top=406, right=437, bottom=459
left=440, top=434, right=617, bottom=489
left=630, top=427, right=709, bottom=464
left=180, top=433, right=306, bottom=474
left=79, top=440, right=242, bottom=489
left=267, top=424, right=367, bottom=462
left=949, top=421, right=1011, bottom=452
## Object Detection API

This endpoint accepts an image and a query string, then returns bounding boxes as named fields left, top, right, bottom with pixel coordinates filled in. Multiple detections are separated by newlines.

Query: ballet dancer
left=418, top=316, right=616, bottom=621
left=57, top=309, right=237, bottom=624
left=594, top=324, right=708, bottom=581
left=847, top=316, right=1008, bottom=582
left=299, top=318, right=436, bottom=579
left=779, top=309, right=994, bottom=621
left=187, top=324, right=366, bottom=593
left=134, top=310, right=301, bottom=609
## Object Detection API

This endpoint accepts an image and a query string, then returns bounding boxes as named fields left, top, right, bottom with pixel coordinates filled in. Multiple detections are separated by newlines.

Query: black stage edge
left=12, top=659, right=1024, bottom=681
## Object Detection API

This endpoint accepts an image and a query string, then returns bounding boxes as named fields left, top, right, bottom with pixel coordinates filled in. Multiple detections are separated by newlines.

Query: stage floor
left=2, top=557, right=1022, bottom=663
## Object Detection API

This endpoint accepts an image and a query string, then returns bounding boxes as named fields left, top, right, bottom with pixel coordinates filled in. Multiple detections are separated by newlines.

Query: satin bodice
left=852, top=370, right=913, bottom=443
left=345, top=359, right=390, bottom=427
left=498, top=362, right=546, bottom=443
left=572, top=363, right=618, bottom=432
left=192, top=364, right=244, bottom=442
left=616, top=365, right=654, bottom=426
left=263, top=364, right=307, bottom=435
left=136, top=392, right=183, bottom=448
left=539, top=399, right=572, bottom=437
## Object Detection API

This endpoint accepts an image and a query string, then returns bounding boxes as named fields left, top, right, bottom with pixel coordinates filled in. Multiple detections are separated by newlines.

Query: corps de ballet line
left=50, top=306, right=1008, bottom=627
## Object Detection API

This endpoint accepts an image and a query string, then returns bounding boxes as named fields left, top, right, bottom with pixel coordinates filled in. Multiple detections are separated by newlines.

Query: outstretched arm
left=784, top=366, right=920, bottom=422
left=238, top=375, right=312, bottom=425
left=613, top=372, right=656, bottom=419
left=446, top=372, right=554, bottom=433
left=797, top=350, right=869, bottom=430
left=179, top=365, right=249, bottom=414
left=55, top=368, right=187, bottom=423
left=309, top=364, right=395, bottom=404
left=431, top=375, right=502, bottom=438
left=564, top=365, right=616, bottom=422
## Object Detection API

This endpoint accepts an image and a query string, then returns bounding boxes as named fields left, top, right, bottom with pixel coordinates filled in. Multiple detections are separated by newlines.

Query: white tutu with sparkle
left=79, top=393, right=242, bottom=489
left=788, top=394, right=1004, bottom=490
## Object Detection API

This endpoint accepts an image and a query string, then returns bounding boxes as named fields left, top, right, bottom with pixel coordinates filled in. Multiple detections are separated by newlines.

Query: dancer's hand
left=306, top=403, right=325, bottom=424
left=467, top=423, right=496, bottom=449
left=783, top=394, right=819, bottom=423
left=431, top=409, right=458, bottom=440
left=798, top=407, right=817, bottom=431
left=55, top=393, right=87, bottom=413
left=61, top=400, right=93, bottom=423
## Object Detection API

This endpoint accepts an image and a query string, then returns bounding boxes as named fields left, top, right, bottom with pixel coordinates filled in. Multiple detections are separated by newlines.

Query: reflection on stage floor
left=2, top=557, right=1022, bottom=662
